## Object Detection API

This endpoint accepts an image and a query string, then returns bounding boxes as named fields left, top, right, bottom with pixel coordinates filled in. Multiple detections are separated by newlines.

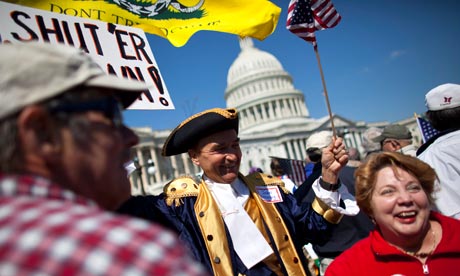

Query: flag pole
left=313, top=45, right=337, bottom=138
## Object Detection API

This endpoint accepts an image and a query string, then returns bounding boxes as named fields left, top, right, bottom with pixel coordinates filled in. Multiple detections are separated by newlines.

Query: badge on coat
left=255, top=186, right=283, bottom=203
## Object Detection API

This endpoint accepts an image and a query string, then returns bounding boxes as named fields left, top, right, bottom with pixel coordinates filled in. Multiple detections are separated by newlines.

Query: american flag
left=272, top=157, right=307, bottom=186
left=416, top=116, right=440, bottom=143
left=286, top=0, right=341, bottom=48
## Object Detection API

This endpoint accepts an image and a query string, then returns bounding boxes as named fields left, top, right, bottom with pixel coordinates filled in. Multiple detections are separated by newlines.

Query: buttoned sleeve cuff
left=310, top=177, right=360, bottom=223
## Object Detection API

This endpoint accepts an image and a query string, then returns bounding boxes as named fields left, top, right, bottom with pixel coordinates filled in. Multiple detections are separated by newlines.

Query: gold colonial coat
left=164, top=172, right=307, bottom=276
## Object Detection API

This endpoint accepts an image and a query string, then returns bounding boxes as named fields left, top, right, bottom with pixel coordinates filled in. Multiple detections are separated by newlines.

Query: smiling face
left=189, top=129, right=241, bottom=184
left=370, top=166, right=431, bottom=244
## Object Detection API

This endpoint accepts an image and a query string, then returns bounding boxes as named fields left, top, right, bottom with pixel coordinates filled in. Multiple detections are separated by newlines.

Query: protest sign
left=0, top=1, right=174, bottom=110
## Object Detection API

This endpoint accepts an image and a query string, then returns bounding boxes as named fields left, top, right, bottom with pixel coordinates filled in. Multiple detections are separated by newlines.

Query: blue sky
left=124, top=0, right=460, bottom=131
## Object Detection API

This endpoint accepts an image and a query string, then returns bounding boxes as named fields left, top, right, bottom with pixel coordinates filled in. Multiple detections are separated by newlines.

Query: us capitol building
left=129, top=38, right=420, bottom=195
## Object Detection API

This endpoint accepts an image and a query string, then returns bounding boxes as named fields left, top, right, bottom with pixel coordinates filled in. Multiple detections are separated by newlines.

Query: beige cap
left=0, top=42, right=147, bottom=120
left=306, top=130, right=333, bottom=150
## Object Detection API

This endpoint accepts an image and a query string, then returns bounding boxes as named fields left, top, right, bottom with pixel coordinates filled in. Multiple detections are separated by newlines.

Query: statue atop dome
left=239, top=37, right=254, bottom=51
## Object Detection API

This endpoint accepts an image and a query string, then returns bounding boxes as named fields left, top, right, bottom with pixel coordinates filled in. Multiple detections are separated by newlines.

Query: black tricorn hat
left=162, top=108, right=239, bottom=156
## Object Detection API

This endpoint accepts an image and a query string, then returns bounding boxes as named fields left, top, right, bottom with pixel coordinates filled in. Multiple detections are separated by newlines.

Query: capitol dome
left=225, top=37, right=311, bottom=134
left=227, top=38, right=284, bottom=85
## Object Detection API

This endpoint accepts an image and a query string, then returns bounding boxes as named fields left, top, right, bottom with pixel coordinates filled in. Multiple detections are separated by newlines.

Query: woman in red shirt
left=326, top=152, right=460, bottom=276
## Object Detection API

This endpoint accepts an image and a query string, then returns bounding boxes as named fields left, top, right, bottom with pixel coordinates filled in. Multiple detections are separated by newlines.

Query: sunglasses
left=48, top=96, right=124, bottom=128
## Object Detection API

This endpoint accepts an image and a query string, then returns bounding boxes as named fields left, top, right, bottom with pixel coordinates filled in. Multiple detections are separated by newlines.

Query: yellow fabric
left=244, top=173, right=307, bottom=276
left=163, top=176, right=199, bottom=207
left=6, top=0, right=281, bottom=47
left=311, top=197, right=344, bottom=224
left=194, top=179, right=233, bottom=276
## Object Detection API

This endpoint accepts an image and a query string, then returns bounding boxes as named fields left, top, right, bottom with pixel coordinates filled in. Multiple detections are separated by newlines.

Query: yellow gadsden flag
left=4, top=0, right=281, bottom=47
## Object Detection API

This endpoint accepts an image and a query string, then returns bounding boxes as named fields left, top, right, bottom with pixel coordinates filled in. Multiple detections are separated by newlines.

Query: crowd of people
left=1, top=41, right=459, bottom=276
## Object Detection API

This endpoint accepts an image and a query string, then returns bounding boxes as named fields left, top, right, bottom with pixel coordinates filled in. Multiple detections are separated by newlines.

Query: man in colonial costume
left=118, top=107, right=358, bottom=275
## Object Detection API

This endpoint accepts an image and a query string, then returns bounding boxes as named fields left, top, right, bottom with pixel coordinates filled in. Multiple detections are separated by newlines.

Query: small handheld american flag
left=286, top=0, right=341, bottom=48
left=416, top=116, right=440, bottom=143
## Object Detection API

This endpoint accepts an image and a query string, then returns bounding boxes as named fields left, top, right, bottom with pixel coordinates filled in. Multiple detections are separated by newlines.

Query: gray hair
left=0, top=117, right=21, bottom=172
left=0, top=88, right=100, bottom=172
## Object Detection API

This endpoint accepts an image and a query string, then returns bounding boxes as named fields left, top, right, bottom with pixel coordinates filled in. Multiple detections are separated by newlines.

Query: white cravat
left=205, top=177, right=273, bottom=269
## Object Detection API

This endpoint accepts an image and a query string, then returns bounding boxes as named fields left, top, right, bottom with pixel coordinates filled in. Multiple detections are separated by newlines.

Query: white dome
left=224, top=37, right=311, bottom=134
left=227, top=38, right=284, bottom=86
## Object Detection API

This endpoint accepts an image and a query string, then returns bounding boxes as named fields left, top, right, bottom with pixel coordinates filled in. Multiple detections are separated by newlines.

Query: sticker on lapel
left=255, top=186, right=283, bottom=203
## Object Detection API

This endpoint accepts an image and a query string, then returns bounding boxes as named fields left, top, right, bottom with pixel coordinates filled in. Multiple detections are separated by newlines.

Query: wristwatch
left=319, top=177, right=341, bottom=192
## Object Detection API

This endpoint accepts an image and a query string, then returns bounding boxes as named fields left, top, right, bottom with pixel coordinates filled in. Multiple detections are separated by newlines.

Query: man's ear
left=17, top=105, right=61, bottom=158
left=188, top=149, right=200, bottom=166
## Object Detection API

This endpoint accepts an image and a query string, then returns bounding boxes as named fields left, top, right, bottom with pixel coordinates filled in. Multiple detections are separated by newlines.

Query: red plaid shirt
left=0, top=173, right=207, bottom=276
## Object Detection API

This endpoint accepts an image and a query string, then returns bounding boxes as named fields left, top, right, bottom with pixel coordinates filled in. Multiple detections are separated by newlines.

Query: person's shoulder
left=70, top=209, right=208, bottom=275
left=338, top=234, right=371, bottom=261
left=4, top=196, right=178, bottom=248
left=419, top=135, right=460, bottom=160
left=163, top=176, right=200, bottom=206
left=429, top=130, right=460, bottom=147
left=434, top=211, right=460, bottom=230
left=70, top=205, right=189, bottom=254
left=1, top=199, right=205, bottom=275
left=327, top=236, right=371, bottom=274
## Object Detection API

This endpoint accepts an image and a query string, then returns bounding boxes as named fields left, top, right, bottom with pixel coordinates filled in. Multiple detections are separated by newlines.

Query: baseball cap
left=306, top=130, right=333, bottom=150
left=0, top=42, right=147, bottom=120
left=425, top=83, right=460, bottom=111
left=372, top=124, right=412, bottom=143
